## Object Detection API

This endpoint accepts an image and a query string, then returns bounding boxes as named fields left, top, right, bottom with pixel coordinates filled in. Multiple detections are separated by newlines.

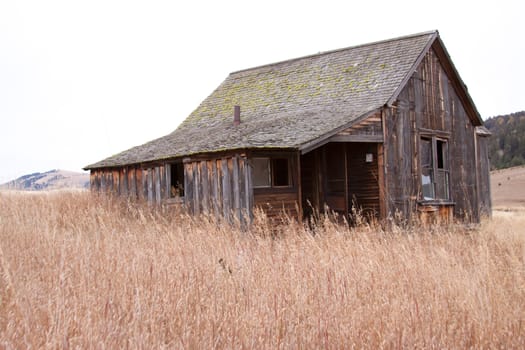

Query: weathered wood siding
left=253, top=151, right=301, bottom=220
left=383, top=46, right=484, bottom=221
left=89, top=164, right=170, bottom=205
left=333, top=113, right=384, bottom=142
left=254, top=192, right=300, bottom=219
left=347, top=143, right=380, bottom=220
left=184, top=155, right=253, bottom=224
left=476, top=132, right=492, bottom=217
left=300, top=143, right=380, bottom=222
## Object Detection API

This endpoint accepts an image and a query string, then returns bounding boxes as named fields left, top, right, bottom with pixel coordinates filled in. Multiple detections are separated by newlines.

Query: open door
left=323, top=143, right=348, bottom=215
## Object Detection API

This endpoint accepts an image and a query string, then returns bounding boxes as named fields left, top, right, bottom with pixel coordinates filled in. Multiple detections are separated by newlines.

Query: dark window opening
left=252, top=157, right=291, bottom=188
left=170, top=163, right=184, bottom=197
left=272, top=158, right=290, bottom=187
left=437, top=140, right=446, bottom=169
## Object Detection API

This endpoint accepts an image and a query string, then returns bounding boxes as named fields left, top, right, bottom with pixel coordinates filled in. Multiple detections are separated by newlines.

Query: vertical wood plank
left=120, top=168, right=128, bottom=197
left=244, top=157, right=253, bottom=223
left=210, top=160, right=220, bottom=221
left=314, top=149, right=322, bottom=211
left=158, top=165, right=165, bottom=200
left=137, top=169, right=145, bottom=200
left=377, top=143, right=386, bottom=220
left=217, top=159, right=224, bottom=220
left=343, top=144, right=349, bottom=217
left=129, top=167, right=137, bottom=199
left=442, top=69, right=452, bottom=131
left=238, top=157, right=247, bottom=225
left=113, top=170, right=119, bottom=194
left=232, top=156, right=241, bottom=222
left=165, top=164, right=171, bottom=198
left=105, top=172, right=110, bottom=193
left=222, top=158, right=231, bottom=222
left=89, top=172, right=95, bottom=191
left=100, top=171, right=106, bottom=192
left=184, top=162, right=194, bottom=213
left=146, top=168, right=152, bottom=203
left=106, top=172, right=111, bottom=193
left=201, top=161, right=209, bottom=214
left=155, top=166, right=161, bottom=204
left=193, top=162, right=200, bottom=215
left=107, top=171, right=111, bottom=193
left=296, top=151, right=303, bottom=220
left=408, top=77, right=418, bottom=214
left=382, top=108, right=393, bottom=217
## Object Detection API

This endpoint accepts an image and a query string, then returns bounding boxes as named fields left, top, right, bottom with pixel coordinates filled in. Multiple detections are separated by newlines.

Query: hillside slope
left=0, top=169, right=89, bottom=191
left=485, top=111, right=525, bottom=170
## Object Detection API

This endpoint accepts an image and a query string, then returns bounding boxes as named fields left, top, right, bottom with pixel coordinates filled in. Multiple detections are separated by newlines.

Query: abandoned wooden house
left=85, top=30, right=491, bottom=224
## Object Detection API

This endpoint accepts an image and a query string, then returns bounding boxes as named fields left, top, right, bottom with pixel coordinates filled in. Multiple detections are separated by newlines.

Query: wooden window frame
left=420, top=135, right=450, bottom=201
left=252, top=157, right=292, bottom=189
left=169, top=162, right=185, bottom=198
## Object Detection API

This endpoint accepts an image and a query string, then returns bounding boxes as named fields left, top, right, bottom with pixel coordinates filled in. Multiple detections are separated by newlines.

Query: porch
left=300, top=142, right=384, bottom=223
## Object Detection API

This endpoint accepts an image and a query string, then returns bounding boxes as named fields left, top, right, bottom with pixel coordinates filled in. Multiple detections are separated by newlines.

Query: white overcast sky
left=1, top=0, right=524, bottom=182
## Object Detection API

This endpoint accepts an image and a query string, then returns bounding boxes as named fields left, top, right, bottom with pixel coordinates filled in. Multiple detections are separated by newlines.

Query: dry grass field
left=0, top=191, right=524, bottom=348
left=491, top=165, right=525, bottom=209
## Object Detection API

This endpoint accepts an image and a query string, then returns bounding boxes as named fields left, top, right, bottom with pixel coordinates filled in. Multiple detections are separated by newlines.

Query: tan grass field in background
left=0, top=191, right=524, bottom=348
left=491, top=165, right=525, bottom=210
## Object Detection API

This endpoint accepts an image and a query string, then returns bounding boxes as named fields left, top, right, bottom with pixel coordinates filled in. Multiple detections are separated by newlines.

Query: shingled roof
left=86, top=31, right=443, bottom=169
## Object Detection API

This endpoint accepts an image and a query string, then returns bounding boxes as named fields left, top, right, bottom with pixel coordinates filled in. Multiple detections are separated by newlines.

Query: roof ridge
left=230, top=30, right=438, bottom=75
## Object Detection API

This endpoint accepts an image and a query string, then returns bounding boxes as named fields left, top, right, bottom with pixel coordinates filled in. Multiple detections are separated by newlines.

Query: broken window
left=252, top=158, right=271, bottom=188
left=252, top=157, right=291, bottom=188
left=420, top=137, right=450, bottom=200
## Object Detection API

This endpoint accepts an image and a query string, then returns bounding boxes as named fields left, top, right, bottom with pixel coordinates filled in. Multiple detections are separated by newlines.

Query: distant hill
left=0, top=169, right=89, bottom=191
left=485, top=111, right=525, bottom=170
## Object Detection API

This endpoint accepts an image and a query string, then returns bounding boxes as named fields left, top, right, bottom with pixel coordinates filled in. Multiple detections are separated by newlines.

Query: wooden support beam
left=329, top=135, right=384, bottom=143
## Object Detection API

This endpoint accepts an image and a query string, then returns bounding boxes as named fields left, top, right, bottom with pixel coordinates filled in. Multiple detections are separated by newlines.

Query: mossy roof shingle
left=86, top=31, right=438, bottom=169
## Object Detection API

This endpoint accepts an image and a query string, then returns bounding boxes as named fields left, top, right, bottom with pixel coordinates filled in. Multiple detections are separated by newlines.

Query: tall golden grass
left=0, top=191, right=524, bottom=348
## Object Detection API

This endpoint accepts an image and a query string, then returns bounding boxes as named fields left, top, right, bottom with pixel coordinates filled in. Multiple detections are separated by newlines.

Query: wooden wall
left=89, top=164, right=170, bottom=204
left=476, top=132, right=492, bottom=217
left=383, top=45, right=486, bottom=222
left=254, top=192, right=300, bottom=219
left=88, top=151, right=300, bottom=224
left=300, top=142, right=381, bottom=222
left=89, top=155, right=254, bottom=224
left=184, top=155, right=253, bottom=225
left=252, top=151, right=301, bottom=220
left=346, top=143, right=380, bottom=220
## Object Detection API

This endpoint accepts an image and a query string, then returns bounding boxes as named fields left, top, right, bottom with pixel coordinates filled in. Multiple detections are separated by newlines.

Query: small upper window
left=252, top=157, right=291, bottom=188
